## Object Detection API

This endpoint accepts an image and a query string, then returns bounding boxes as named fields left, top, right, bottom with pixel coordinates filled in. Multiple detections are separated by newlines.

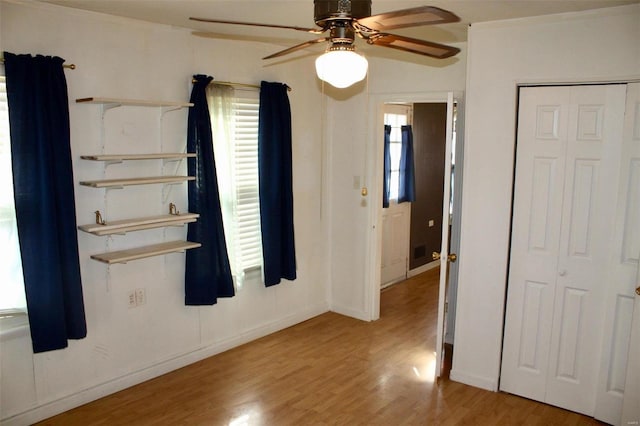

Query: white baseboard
left=407, top=260, right=439, bottom=277
left=449, top=368, right=499, bottom=392
left=329, top=304, right=371, bottom=322
left=380, top=277, right=405, bottom=289
left=380, top=261, right=439, bottom=289
left=444, top=332, right=454, bottom=345
left=2, top=303, right=329, bottom=426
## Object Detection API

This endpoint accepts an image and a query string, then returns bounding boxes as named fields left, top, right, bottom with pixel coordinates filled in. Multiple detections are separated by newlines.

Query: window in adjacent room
left=384, top=105, right=412, bottom=202
left=0, top=75, right=28, bottom=315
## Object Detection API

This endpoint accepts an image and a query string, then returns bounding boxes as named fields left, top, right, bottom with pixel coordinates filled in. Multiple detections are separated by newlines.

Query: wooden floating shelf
left=90, top=240, right=202, bottom=264
left=76, top=97, right=193, bottom=108
left=81, top=153, right=196, bottom=162
left=80, top=175, right=195, bottom=188
left=79, top=213, right=199, bottom=236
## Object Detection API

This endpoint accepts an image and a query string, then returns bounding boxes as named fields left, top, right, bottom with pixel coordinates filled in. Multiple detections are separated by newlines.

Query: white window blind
left=232, top=94, right=262, bottom=272
left=0, top=76, right=28, bottom=313
left=208, top=85, right=262, bottom=289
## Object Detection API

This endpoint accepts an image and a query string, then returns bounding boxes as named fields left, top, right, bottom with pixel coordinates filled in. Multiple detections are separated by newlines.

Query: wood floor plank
left=37, top=268, right=605, bottom=425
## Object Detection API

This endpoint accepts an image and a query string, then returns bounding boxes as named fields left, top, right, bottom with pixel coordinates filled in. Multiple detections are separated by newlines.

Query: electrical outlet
left=135, top=288, right=146, bottom=306
left=127, top=290, right=137, bottom=308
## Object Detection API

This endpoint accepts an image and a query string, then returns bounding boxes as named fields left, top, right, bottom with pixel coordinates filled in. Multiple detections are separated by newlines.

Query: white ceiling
left=37, top=0, right=639, bottom=54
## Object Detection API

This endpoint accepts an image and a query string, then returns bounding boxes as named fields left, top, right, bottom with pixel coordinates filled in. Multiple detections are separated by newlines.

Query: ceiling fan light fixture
left=315, top=45, right=368, bottom=89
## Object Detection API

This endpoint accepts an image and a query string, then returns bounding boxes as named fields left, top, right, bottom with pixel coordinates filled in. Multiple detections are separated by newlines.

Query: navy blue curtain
left=4, top=52, right=86, bottom=353
left=398, top=125, right=416, bottom=203
left=258, top=81, right=296, bottom=287
left=382, top=124, right=392, bottom=208
left=185, top=75, right=234, bottom=304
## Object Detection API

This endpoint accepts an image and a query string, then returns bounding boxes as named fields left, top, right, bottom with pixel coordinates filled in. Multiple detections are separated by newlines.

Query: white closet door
left=501, top=84, right=627, bottom=417
left=501, top=86, right=570, bottom=401
left=595, top=82, right=640, bottom=425
left=546, top=84, right=626, bottom=414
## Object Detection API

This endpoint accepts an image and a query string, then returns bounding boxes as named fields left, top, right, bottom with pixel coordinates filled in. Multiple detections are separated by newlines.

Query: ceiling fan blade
left=356, top=6, right=460, bottom=31
left=263, top=38, right=329, bottom=60
left=189, top=17, right=324, bottom=34
left=369, top=34, right=460, bottom=59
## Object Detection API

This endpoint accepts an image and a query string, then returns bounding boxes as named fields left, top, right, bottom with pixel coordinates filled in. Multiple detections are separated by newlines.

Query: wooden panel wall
left=410, top=103, right=447, bottom=270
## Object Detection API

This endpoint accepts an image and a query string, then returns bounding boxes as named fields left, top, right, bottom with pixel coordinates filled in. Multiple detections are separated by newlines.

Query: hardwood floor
left=39, top=268, right=603, bottom=425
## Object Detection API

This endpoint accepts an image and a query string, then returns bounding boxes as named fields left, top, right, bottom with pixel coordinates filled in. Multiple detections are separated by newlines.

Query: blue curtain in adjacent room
left=258, top=81, right=296, bottom=287
left=398, top=125, right=416, bottom=203
left=382, top=124, right=392, bottom=208
left=185, top=75, right=234, bottom=304
left=4, top=52, right=86, bottom=353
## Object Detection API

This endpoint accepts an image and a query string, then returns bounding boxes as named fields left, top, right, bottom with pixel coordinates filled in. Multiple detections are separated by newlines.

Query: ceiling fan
left=190, top=0, right=461, bottom=88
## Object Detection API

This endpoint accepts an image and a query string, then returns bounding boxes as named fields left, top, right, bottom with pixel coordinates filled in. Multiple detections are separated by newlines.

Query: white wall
left=326, top=46, right=467, bottom=320
left=451, top=4, right=640, bottom=391
left=0, top=1, right=328, bottom=423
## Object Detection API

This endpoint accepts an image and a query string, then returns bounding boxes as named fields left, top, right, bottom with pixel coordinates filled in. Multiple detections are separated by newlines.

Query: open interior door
left=435, top=92, right=455, bottom=379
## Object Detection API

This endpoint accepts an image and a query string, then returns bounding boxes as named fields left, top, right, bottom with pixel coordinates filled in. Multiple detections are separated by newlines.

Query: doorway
left=380, top=102, right=449, bottom=285
left=366, top=91, right=465, bottom=379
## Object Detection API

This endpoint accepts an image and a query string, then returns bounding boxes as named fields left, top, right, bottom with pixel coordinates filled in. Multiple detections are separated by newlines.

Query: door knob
left=433, top=252, right=457, bottom=263
left=559, top=269, right=567, bottom=277
left=636, top=286, right=640, bottom=296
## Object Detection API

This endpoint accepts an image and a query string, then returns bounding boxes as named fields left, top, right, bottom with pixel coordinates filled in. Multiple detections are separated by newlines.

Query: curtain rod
left=192, top=78, right=292, bottom=92
left=0, top=57, right=76, bottom=69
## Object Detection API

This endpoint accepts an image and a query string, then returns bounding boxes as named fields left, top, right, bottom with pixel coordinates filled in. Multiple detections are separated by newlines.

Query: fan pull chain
left=361, top=69, right=370, bottom=198
left=320, top=79, right=326, bottom=219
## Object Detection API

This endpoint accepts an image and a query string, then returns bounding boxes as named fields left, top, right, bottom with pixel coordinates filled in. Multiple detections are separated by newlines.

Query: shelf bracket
left=160, top=106, right=183, bottom=117
left=162, top=157, right=185, bottom=166
left=105, top=186, right=125, bottom=192
left=162, top=182, right=185, bottom=203
left=101, top=102, right=122, bottom=120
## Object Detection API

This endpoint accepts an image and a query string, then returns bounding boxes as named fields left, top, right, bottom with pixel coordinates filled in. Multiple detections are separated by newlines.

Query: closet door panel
left=500, top=86, right=569, bottom=399
left=546, top=84, right=626, bottom=415
left=595, top=82, right=640, bottom=424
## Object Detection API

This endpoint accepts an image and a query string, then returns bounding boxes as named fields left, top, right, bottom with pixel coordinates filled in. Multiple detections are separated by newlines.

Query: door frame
left=364, top=90, right=465, bottom=321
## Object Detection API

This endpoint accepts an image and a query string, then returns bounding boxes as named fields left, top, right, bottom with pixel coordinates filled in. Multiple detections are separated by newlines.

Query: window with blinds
left=0, top=76, right=28, bottom=313
left=231, top=93, right=262, bottom=272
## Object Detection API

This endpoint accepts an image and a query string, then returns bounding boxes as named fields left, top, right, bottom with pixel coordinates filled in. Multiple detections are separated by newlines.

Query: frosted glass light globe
left=315, top=49, right=368, bottom=89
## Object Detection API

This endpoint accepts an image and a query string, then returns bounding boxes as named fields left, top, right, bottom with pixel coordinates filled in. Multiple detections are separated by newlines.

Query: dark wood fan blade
left=263, top=38, right=328, bottom=59
left=189, top=17, right=324, bottom=34
left=369, top=34, right=460, bottom=59
left=356, top=6, right=459, bottom=31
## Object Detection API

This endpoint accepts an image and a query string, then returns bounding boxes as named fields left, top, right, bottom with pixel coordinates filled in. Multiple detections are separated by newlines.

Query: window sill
left=0, top=312, right=29, bottom=341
